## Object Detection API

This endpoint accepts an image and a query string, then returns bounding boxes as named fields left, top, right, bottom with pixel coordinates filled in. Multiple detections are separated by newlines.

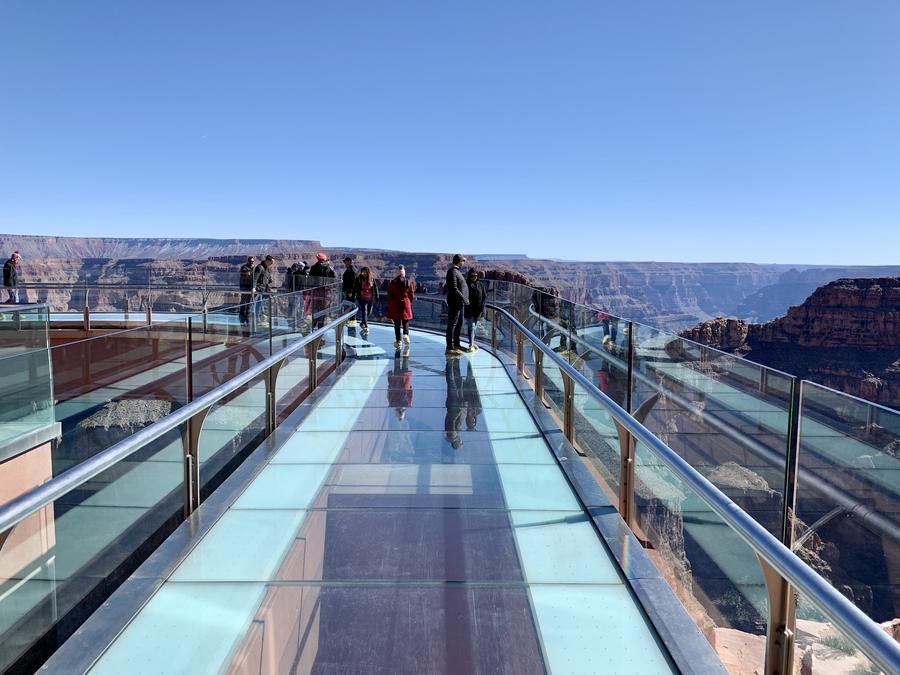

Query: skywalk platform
left=42, top=326, right=684, bottom=674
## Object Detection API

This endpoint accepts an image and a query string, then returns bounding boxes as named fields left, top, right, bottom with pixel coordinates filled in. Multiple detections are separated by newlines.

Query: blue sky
left=1, top=2, right=898, bottom=263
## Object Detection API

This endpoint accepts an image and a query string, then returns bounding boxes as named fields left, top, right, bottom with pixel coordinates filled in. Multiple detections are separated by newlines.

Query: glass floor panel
left=86, top=325, right=674, bottom=675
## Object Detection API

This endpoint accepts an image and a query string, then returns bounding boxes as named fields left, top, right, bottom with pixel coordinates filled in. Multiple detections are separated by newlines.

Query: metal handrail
left=0, top=304, right=357, bottom=535
left=488, top=302, right=900, bottom=675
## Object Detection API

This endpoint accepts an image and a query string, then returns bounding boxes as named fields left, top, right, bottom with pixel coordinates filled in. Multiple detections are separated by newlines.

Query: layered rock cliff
left=681, top=278, right=900, bottom=408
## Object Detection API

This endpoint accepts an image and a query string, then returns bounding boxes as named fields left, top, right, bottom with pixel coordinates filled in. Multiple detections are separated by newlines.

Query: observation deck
left=0, top=282, right=898, bottom=675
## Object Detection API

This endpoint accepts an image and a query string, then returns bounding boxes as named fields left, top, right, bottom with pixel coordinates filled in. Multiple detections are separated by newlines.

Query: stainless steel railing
left=486, top=302, right=900, bottom=675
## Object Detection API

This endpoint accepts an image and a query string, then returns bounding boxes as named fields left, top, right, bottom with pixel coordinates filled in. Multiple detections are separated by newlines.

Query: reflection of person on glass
left=387, top=355, right=413, bottom=420
left=463, top=362, right=482, bottom=431
left=444, top=358, right=465, bottom=448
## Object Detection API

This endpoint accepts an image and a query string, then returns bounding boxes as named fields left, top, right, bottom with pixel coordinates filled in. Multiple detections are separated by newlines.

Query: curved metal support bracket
left=613, top=418, right=636, bottom=526
left=181, top=406, right=211, bottom=517
left=793, top=506, right=846, bottom=551
left=758, top=554, right=797, bottom=675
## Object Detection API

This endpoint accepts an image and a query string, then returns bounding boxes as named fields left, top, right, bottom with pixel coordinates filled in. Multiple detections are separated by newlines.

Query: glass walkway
left=69, top=325, right=674, bottom=674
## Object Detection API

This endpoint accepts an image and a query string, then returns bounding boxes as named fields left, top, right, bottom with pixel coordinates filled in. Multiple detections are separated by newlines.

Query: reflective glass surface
left=87, top=325, right=673, bottom=675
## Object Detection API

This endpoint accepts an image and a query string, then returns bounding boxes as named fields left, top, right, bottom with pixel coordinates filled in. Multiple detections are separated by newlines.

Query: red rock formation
left=681, top=278, right=900, bottom=409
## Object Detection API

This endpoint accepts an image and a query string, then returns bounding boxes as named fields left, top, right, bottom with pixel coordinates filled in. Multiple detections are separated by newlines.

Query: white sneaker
left=394, top=340, right=402, bottom=349
left=403, top=334, right=410, bottom=345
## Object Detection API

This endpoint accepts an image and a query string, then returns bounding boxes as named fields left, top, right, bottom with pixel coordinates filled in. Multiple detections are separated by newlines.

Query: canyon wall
left=681, top=278, right=900, bottom=408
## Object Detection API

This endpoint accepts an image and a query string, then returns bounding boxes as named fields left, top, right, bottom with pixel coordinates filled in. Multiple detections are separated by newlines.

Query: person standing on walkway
left=309, top=252, right=336, bottom=329
left=464, top=268, right=484, bottom=352
left=354, top=266, right=378, bottom=335
left=3, top=251, right=20, bottom=304
left=342, top=257, right=357, bottom=326
left=252, top=255, right=275, bottom=326
left=238, top=256, right=255, bottom=326
left=387, top=264, right=414, bottom=350
left=444, top=254, right=469, bottom=355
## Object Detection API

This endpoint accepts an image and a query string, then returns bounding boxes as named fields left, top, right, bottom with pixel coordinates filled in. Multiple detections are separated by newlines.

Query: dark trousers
left=446, top=304, right=464, bottom=348
left=239, top=293, right=252, bottom=323
left=393, top=318, right=409, bottom=341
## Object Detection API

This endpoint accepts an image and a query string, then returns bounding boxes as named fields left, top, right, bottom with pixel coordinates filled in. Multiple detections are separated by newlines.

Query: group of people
left=444, top=253, right=485, bottom=356
left=235, top=252, right=488, bottom=356
left=238, top=252, right=336, bottom=328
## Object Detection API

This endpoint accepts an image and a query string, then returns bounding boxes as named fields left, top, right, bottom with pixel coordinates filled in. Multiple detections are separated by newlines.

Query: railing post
left=625, top=321, right=634, bottom=413
left=615, top=423, right=636, bottom=527
left=534, top=349, right=544, bottom=402
left=83, top=305, right=90, bottom=332
left=491, top=308, right=497, bottom=350
left=202, top=298, right=208, bottom=334
left=781, top=378, right=802, bottom=547
left=758, top=555, right=797, bottom=675
left=264, top=362, right=282, bottom=435
left=307, top=338, right=319, bottom=393
left=181, top=408, right=208, bottom=518
left=562, top=372, right=574, bottom=441
left=185, top=317, right=194, bottom=403
left=515, top=330, right=525, bottom=374
left=335, top=322, right=344, bottom=367
left=267, top=294, right=273, bottom=356
left=146, top=305, right=152, bottom=326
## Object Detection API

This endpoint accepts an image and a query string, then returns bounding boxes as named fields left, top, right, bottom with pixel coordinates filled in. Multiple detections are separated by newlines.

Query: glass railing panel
left=198, top=374, right=266, bottom=499
left=572, top=388, right=622, bottom=508
left=632, top=438, right=769, bottom=673
left=189, top=303, right=268, bottom=398
left=49, top=320, right=189, bottom=475
left=0, top=423, right=184, bottom=672
left=0, top=349, right=54, bottom=462
left=630, top=322, right=789, bottom=539
left=274, top=348, right=311, bottom=421
left=0, top=304, right=49, bottom=356
left=539, top=356, right=566, bottom=422
left=794, top=381, right=900, bottom=626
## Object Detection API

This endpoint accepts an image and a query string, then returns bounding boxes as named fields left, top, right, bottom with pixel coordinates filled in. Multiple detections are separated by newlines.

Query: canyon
left=680, top=277, right=900, bottom=409
left=4, top=234, right=899, bottom=330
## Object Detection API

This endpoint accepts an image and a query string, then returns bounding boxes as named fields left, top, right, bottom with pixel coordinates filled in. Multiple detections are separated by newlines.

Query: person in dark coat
left=3, top=251, right=21, bottom=304
left=252, top=255, right=275, bottom=325
left=464, top=268, right=485, bottom=352
left=444, top=253, right=469, bottom=355
left=353, top=266, right=379, bottom=334
left=309, top=252, right=336, bottom=329
left=341, top=257, right=357, bottom=325
left=386, top=264, right=415, bottom=349
left=238, top=255, right=256, bottom=325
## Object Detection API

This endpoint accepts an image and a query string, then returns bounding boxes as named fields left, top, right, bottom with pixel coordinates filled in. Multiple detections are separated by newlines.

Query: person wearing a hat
left=341, top=256, right=357, bottom=326
left=3, top=251, right=21, bottom=304
left=309, top=253, right=336, bottom=329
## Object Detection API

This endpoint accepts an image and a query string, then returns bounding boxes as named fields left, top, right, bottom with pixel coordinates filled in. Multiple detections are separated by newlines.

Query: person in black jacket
left=341, top=257, right=357, bottom=325
left=309, top=253, right=336, bottom=329
left=3, top=251, right=20, bottom=304
left=238, top=256, right=256, bottom=324
left=464, top=268, right=485, bottom=352
left=252, top=255, right=275, bottom=325
left=444, top=254, right=469, bottom=355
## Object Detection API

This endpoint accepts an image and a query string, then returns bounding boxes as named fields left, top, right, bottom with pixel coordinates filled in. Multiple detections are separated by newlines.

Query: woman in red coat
left=386, top=264, right=415, bottom=349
